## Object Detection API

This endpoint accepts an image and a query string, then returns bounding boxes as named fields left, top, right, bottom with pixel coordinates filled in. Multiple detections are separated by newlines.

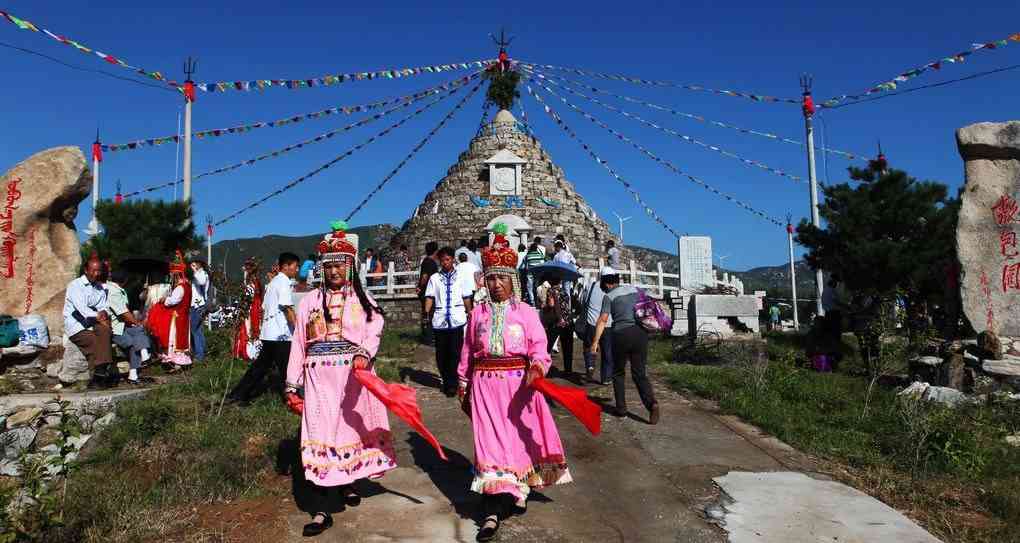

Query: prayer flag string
left=345, top=82, right=482, bottom=220
left=524, top=68, right=805, bottom=184
left=122, top=73, right=479, bottom=199
left=193, top=60, right=492, bottom=94
left=0, top=9, right=180, bottom=91
left=518, top=60, right=799, bottom=105
left=822, top=31, right=1020, bottom=107
left=105, top=73, right=480, bottom=152
left=213, top=80, right=482, bottom=227
left=522, top=85, right=682, bottom=238
left=527, top=68, right=863, bottom=162
left=0, top=9, right=492, bottom=96
left=525, top=82, right=784, bottom=227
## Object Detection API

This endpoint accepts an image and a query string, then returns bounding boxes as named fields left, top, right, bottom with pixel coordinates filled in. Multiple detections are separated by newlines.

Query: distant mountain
left=211, top=224, right=398, bottom=281
left=628, top=244, right=814, bottom=296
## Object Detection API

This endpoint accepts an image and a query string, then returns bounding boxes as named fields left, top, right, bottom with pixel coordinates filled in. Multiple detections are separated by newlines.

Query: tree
left=81, top=199, right=203, bottom=268
left=796, top=160, right=958, bottom=367
left=484, top=69, right=521, bottom=111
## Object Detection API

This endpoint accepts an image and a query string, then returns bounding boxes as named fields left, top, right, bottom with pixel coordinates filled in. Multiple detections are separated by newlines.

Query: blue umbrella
left=527, top=260, right=581, bottom=281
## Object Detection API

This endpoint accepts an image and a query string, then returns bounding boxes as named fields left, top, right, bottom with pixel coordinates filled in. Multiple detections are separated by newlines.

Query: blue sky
left=2, top=0, right=1018, bottom=270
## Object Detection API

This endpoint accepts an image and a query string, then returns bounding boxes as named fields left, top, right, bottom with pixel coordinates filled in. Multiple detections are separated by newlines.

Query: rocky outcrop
left=0, top=147, right=91, bottom=343
left=956, top=121, right=1020, bottom=337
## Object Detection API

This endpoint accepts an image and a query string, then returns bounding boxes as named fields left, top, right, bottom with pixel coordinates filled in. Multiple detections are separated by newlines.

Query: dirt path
left=271, top=342, right=816, bottom=542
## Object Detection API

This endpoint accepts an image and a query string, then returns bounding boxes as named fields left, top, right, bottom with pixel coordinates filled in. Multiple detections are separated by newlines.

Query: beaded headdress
left=168, top=250, right=187, bottom=275
left=481, top=223, right=521, bottom=299
left=317, top=220, right=359, bottom=264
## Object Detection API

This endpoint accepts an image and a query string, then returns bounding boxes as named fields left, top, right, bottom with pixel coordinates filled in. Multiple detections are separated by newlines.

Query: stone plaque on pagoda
left=485, top=148, right=526, bottom=196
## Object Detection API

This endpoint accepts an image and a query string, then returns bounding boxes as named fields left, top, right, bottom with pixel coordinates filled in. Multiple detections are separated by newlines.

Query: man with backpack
left=590, top=274, right=660, bottom=425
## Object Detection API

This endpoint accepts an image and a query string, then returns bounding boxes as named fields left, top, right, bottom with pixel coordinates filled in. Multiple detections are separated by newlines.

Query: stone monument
left=391, top=109, right=626, bottom=267
left=956, top=121, right=1020, bottom=337
left=0, top=147, right=91, bottom=343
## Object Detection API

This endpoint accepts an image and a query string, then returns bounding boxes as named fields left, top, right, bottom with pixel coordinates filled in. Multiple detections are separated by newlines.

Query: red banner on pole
left=206, top=223, right=213, bottom=237
left=183, top=81, right=196, bottom=103
left=91, top=141, right=102, bottom=162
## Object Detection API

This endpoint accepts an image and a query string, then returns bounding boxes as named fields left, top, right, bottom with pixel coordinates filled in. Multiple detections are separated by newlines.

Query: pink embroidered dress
left=286, top=286, right=396, bottom=487
left=458, top=299, right=573, bottom=504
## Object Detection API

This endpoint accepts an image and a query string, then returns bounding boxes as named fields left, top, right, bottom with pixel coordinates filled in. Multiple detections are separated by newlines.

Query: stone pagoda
left=392, top=109, right=625, bottom=267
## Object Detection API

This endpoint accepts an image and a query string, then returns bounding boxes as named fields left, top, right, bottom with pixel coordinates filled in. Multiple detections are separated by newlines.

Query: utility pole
left=613, top=212, right=632, bottom=244
left=786, top=218, right=800, bottom=330
left=86, top=129, right=102, bottom=236
left=801, top=74, right=825, bottom=317
left=182, top=57, right=197, bottom=205
left=206, top=214, right=213, bottom=267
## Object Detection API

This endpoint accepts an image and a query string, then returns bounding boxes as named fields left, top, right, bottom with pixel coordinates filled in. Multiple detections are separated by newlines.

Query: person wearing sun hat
left=282, top=220, right=395, bottom=537
left=457, top=223, right=572, bottom=542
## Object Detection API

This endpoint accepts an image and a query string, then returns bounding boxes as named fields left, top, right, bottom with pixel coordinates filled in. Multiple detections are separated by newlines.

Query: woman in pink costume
left=458, top=223, right=572, bottom=542
left=284, top=221, right=395, bottom=537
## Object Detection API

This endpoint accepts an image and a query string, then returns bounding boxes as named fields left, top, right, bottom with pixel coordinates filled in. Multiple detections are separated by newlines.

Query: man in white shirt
left=581, top=267, right=616, bottom=385
left=189, top=260, right=210, bottom=361
left=63, top=256, right=114, bottom=387
left=455, top=252, right=481, bottom=290
left=552, top=239, right=578, bottom=298
left=228, top=252, right=300, bottom=405
left=425, top=247, right=474, bottom=396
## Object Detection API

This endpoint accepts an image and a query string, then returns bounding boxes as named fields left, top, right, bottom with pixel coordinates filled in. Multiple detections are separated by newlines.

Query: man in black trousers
left=228, top=252, right=300, bottom=405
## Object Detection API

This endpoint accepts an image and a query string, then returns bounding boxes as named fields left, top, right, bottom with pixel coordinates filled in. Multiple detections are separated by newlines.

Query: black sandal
left=476, top=515, right=500, bottom=542
left=302, top=512, right=333, bottom=537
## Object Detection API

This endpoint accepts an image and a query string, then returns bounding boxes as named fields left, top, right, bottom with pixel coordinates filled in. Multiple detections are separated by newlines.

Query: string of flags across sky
left=215, top=81, right=483, bottom=226
left=104, top=74, right=483, bottom=152
left=123, top=73, right=479, bottom=199
left=524, top=68, right=806, bottom=184
left=525, top=80, right=785, bottom=228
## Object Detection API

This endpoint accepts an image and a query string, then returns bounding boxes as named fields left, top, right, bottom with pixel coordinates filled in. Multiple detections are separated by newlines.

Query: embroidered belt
left=474, top=356, right=527, bottom=371
left=307, top=340, right=363, bottom=356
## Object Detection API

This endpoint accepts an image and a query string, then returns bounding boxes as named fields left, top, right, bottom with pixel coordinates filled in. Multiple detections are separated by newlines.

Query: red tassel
left=206, top=224, right=214, bottom=237
left=114, top=193, right=123, bottom=204
left=91, top=142, right=103, bottom=163
left=353, top=369, right=448, bottom=461
left=531, top=377, right=601, bottom=436
left=801, top=94, right=815, bottom=117
left=183, top=81, right=196, bottom=103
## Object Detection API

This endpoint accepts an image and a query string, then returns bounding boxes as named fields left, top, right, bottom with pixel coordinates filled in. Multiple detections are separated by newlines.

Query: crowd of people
left=63, top=226, right=658, bottom=541
left=60, top=250, right=212, bottom=391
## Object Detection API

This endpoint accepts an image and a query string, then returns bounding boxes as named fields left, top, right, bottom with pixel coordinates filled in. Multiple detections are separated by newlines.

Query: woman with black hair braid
left=284, top=221, right=393, bottom=537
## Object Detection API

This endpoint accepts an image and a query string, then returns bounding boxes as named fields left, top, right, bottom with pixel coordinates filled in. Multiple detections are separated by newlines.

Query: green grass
left=43, top=326, right=419, bottom=543
left=650, top=334, right=1020, bottom=543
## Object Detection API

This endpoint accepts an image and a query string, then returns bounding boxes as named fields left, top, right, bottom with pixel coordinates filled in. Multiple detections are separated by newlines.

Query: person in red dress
left=146, top=250, right=192, bottom=368
left=232, top=257, right=264, bottom=361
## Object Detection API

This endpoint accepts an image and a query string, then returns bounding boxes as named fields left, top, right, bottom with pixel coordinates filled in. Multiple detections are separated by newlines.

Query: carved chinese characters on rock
left=1, top=178, right=22, bottom=279
left=994, top=194, right=1020, bottom=293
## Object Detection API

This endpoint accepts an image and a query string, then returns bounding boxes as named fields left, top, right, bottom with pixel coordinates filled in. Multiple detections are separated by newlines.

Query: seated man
left=106, top=268, right=152, bottom=385
left=62, top=254, right=113, bottom=389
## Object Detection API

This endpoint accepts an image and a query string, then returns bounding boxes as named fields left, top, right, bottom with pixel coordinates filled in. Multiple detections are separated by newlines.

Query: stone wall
left=376, top=297, right=422, bottom=328
left=392, top=111, right=630, bottom=268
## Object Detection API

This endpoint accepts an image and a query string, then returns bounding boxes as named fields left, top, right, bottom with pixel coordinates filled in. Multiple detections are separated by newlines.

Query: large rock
left=956, top=122, right=1020, bottom=337
left=0, top=147, right=91, bottom=342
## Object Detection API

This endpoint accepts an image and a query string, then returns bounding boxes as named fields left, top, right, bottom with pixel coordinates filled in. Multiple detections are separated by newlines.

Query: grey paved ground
left=279, top=343, right=799, bottom=542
